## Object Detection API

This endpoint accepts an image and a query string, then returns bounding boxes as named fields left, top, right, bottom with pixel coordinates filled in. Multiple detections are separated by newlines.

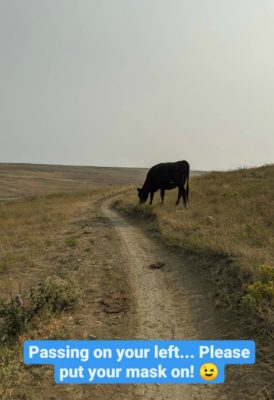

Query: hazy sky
left=1, top=1, right=274, bottom=170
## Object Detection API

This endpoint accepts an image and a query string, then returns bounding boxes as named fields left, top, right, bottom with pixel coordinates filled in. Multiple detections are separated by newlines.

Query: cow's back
left=145, top=161, right=189, bottom=189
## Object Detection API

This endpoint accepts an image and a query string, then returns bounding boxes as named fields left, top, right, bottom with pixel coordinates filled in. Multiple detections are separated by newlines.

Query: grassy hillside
left=1, top=163, right=273, bottom=397
left=114, top=164, right=274, bottom=398
left=115, top=164, right=274, bottom=334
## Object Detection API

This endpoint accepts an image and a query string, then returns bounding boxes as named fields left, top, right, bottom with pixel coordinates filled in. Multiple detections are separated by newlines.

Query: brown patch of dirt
left=148, top=261, right=166, bottom=269
left=101, top=290, right=128, bottom=314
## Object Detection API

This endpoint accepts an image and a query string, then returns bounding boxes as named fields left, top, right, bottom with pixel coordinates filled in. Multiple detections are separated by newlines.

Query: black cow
left=137, top=160, right=190, bottom=207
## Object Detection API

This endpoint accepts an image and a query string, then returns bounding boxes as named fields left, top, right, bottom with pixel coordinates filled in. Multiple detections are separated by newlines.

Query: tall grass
left=114, top=164, right=274, bottom=333
left=0, top=190, right=94, bottom=399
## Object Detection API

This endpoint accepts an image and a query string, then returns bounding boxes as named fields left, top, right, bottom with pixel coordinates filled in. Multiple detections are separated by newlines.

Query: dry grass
left=115, top=164, right=274, bottom=398
left=1, top=163, right=273, bottom=398
left=0, top=191, right=99, bottom=297
left=0, top=163, right=138, bottom=398
left=0, top=189, right=102, bottom=398
left=115, top=164, right=274, bottom=333
left=0, top=179, right=134, bottom=400
left=0, top=163, right=147, bottom=200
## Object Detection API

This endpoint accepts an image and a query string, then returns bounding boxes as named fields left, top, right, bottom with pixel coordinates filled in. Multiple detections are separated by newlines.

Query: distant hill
left=0, top=163, right=146, bottom=200
left=0, top=163, right=205, bottom=200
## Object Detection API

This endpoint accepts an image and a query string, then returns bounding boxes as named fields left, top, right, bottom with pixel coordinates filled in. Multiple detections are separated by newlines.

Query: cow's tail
left=185, top=172, right=189, bottom=207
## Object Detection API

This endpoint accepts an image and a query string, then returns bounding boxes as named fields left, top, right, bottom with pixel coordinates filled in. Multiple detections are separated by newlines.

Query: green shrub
left=258, top=264, right=274, bottom=282
left=0, top=275, right=80, bottom=343
left=0, top=299, right=28, bottom=341
left=242, top=265, right=274, bottom=311
left=242, top=281, right=274, bottom=306
left=30, top=275, right=80, bottom=315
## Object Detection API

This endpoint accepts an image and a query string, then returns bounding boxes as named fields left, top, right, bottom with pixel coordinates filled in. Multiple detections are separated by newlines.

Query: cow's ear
left=137, top=187, right=141, bottom=192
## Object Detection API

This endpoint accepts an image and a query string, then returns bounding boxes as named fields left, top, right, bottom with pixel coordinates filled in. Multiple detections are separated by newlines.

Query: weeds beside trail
left=0, top=276, right=80, bottom=399
left=0, top=191, right=92, bottom=399
left=114, top=164, right=274, bottom=399
left=0, top=275, right=80, bottom=342
left=0, top=186, right=134, bottom=400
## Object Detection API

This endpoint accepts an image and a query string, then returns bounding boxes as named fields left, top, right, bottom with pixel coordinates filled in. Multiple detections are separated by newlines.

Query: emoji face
left=200, top=363, right=218, bottom=381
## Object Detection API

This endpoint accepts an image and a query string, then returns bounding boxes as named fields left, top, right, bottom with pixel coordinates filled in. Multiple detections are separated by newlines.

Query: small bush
left=242, top=281, right=274, bottom=307
left=0, top=275, right=80, bottom=343
left=242, top=264, right=274, bottom=311
left=30, top=275, right=80, bottom=315
left=0, top=299, right=28, bottom=341
left=258, top=264, right=274, bottom=282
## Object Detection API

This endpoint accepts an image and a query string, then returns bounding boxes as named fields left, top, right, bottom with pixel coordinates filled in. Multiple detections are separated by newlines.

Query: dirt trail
left=102, top=197, right=228, bottom=400
left=8, top=189, right=254, bottom=400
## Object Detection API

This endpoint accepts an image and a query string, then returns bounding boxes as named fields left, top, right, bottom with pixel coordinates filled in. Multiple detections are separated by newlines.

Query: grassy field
left=0, top=190, right=94, bottom=398
left=0, top=186, right=134, bottom=399
left=1, top=162, right=273, bottom=398
left=115, top=164, right=274, bottom=398
left=0, top=163, right=147, bottom=200
left=115, top=164, right=274, bottom=332
left=0, top=163, right=135, bottom=399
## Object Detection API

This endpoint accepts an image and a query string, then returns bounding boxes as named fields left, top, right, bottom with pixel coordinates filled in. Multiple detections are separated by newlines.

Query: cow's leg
left=175, top=187, right=182, bottom=205
left=182, top=176, right=189, bottom=208
left=149, top=191, right=155, bottom=205
left=182, top=188, right=188, bottom=208
left=160, top=188, right=165, bottom=204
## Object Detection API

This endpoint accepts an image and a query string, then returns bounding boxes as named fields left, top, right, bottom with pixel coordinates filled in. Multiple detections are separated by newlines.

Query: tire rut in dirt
left=102, top=198, right=228, bottom=400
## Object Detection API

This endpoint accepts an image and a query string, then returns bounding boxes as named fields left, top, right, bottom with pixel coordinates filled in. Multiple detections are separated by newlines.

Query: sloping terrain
left=0, top=189, right=253, bottom=399
left=115, top=164, right=274, bottom=399
left=1, top=163, right=272, bottom=399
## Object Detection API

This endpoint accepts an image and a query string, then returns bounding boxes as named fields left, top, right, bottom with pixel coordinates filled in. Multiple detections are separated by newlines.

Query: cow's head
left=137, top=187, right=148, bottom=204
